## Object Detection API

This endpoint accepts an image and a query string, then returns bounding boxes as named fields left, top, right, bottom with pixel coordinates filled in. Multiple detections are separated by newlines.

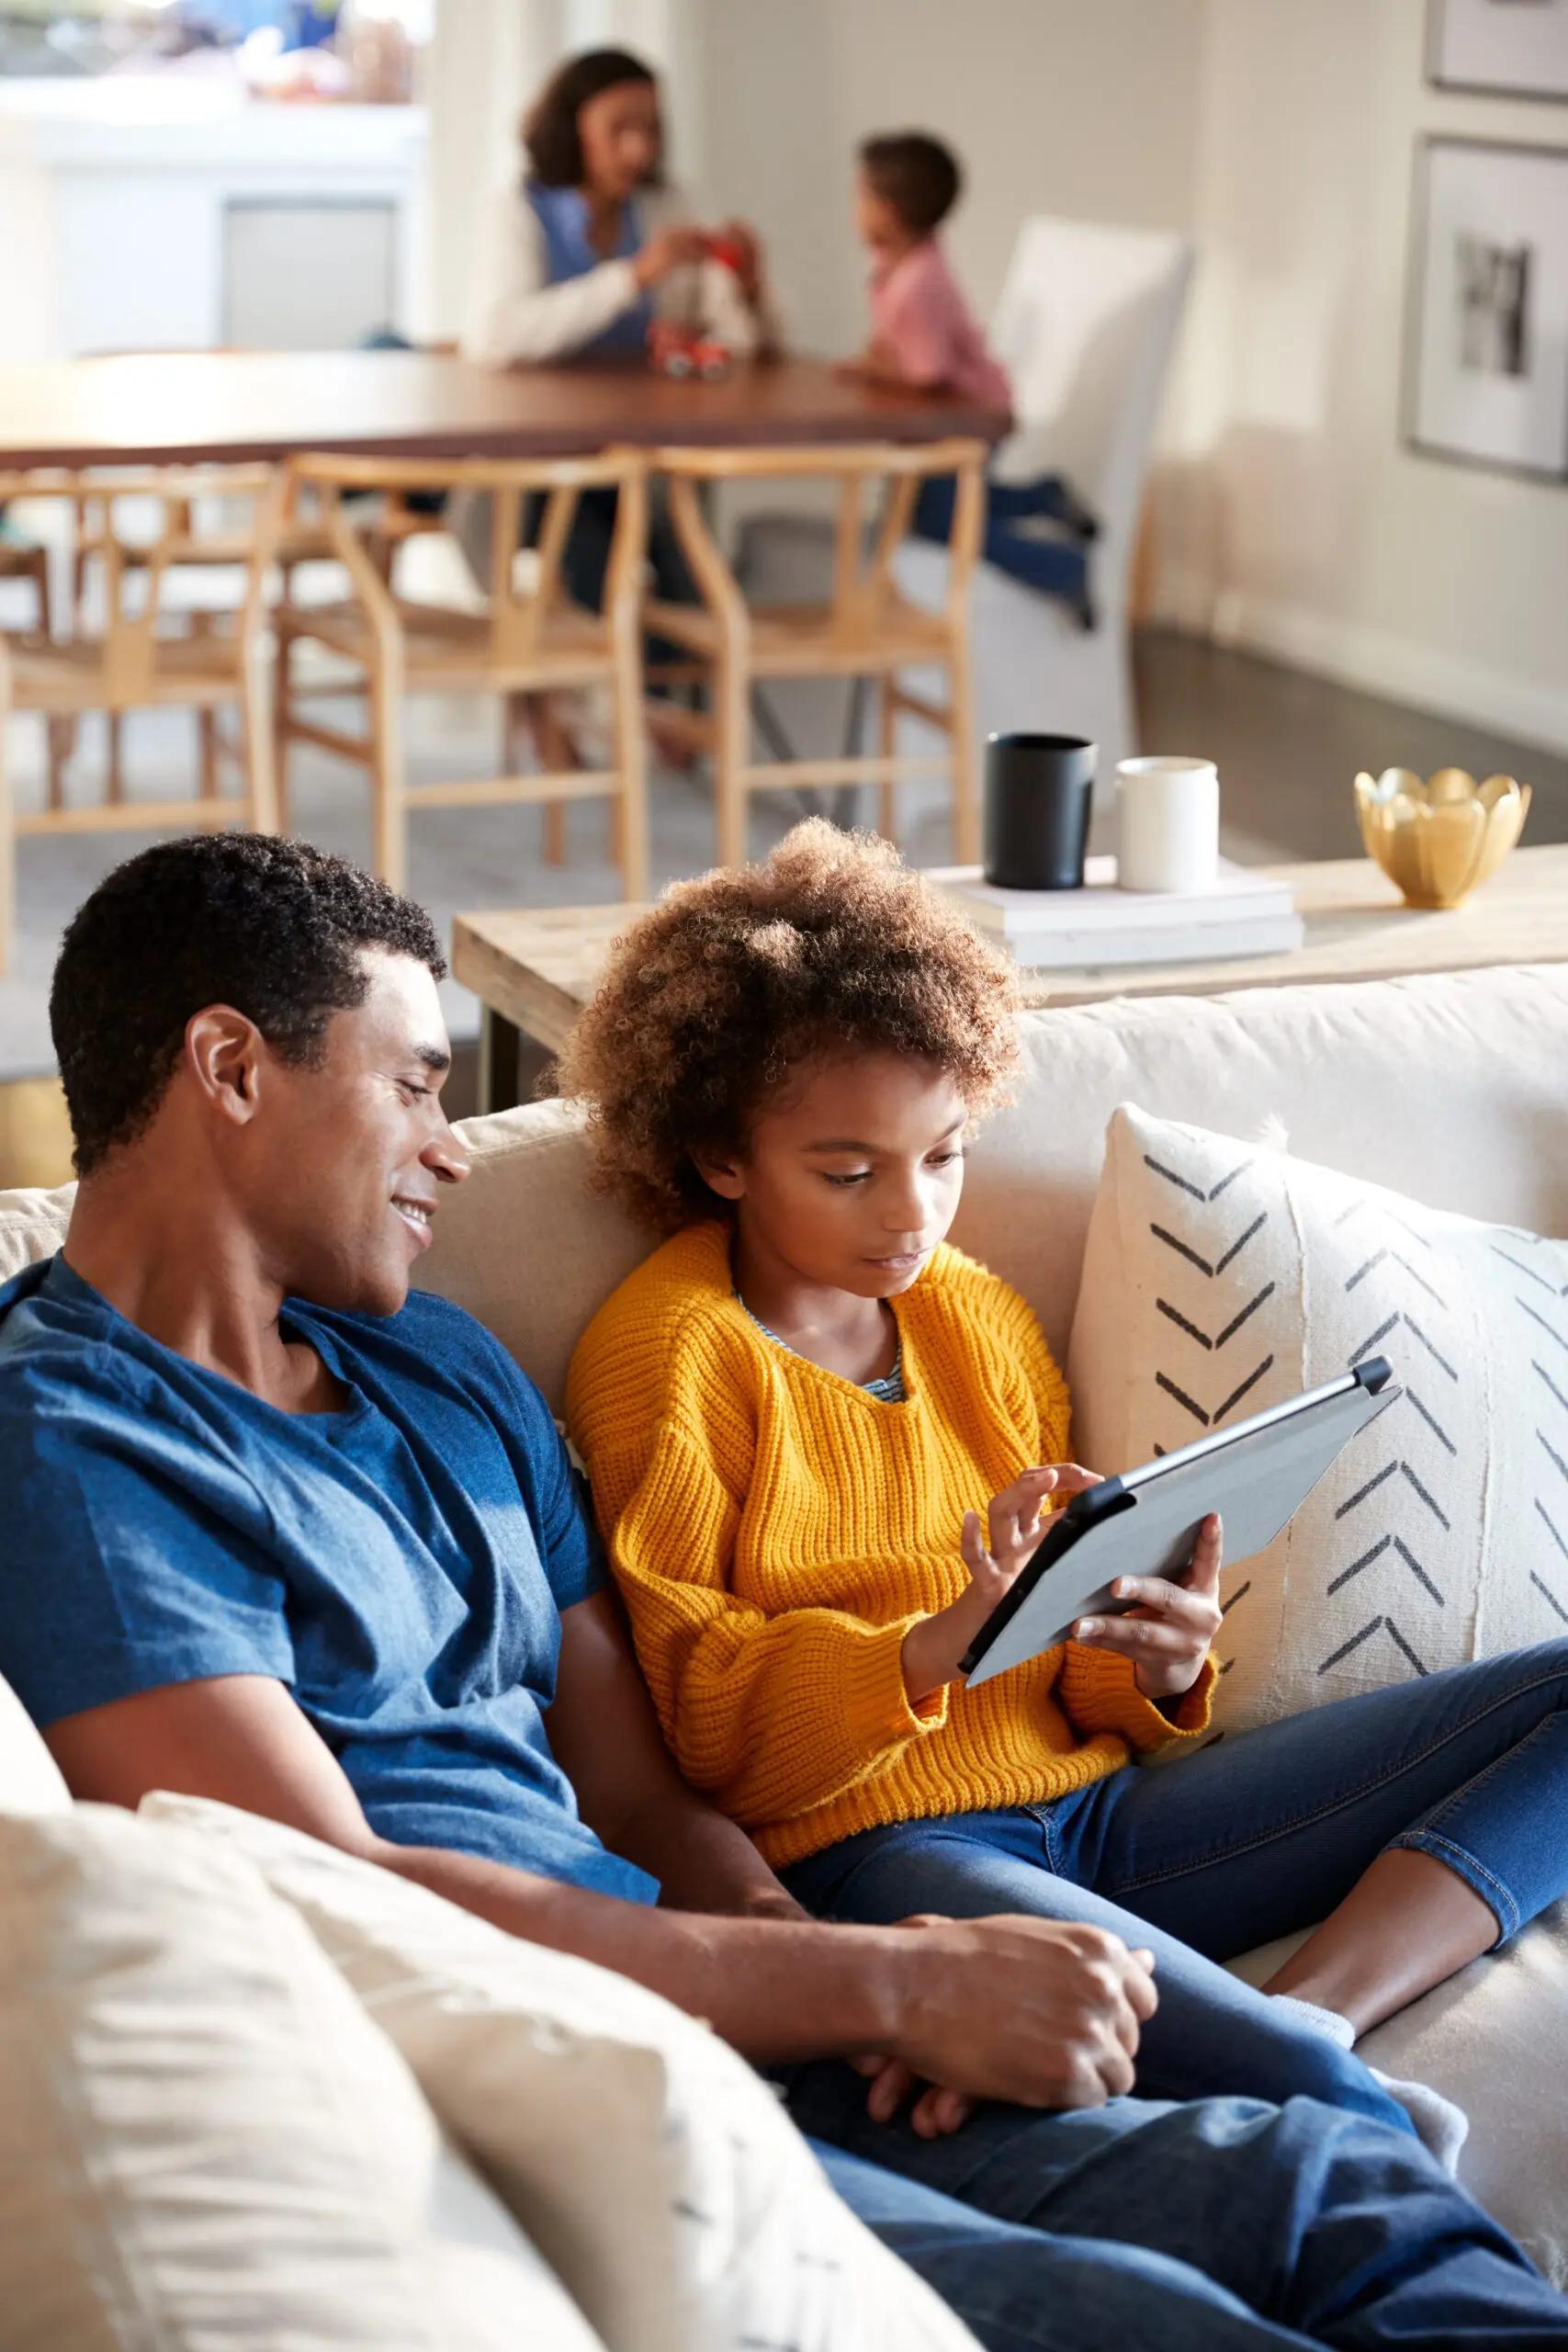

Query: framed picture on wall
left=1405, top=136, right=1568, bottom=479
left=1427, top=0, right=1568, bottom=101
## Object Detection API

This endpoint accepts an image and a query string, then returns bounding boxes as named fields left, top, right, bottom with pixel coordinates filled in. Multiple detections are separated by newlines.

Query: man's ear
left=691, top=1145, right=746, bottom=1203
left=185, top=1005, right=267, bottom=1130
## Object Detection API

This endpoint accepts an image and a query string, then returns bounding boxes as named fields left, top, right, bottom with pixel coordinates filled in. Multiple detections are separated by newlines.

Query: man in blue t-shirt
left=3, top=832, right=1562, bottom=2351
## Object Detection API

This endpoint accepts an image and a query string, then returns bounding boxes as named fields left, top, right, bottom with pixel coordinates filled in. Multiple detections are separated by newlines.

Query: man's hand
left=1072, top=1510, right=1224, bottom=1701
left=902, top=1465, right=1103, bottom=1705
left=883, top=1914, right=1157, bottom=2120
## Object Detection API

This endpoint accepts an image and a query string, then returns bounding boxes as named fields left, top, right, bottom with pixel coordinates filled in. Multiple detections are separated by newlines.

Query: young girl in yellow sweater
left=565, top=822, right=1568, bottom=2164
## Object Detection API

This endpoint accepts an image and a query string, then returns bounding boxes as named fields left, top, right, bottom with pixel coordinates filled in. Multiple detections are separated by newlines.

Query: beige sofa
left=4, top=956, right=1568, bottom=2288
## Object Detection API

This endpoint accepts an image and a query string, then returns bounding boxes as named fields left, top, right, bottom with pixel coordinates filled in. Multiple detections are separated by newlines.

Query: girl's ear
left=691, top=1146, right=746, bottom=1202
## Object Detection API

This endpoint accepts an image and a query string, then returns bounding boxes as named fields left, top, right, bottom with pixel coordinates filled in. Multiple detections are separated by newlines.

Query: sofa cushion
left=1070, top=1103, right=1568, bottom=2287
left=0, top=1804, right=603, bottom=2350
left=0, top=1182, right=72, bottom=1287
left=0, top=1669, right=70, bottom=1817
left=417, top=965, right=1568, bottom=1408
left=141, top=1792, right=981, bottom=2352
left=1067, top=1102, right=1568, bottom=1740
left=422, top=1102, right=646, bottom=1417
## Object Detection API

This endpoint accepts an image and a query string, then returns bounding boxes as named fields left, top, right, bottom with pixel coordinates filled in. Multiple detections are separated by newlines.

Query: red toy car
left=649, top=321, right=732, bottom=380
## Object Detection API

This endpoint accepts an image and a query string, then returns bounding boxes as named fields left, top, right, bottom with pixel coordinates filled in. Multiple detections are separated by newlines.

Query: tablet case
left=962, top=1359, right=1397, bottom=1687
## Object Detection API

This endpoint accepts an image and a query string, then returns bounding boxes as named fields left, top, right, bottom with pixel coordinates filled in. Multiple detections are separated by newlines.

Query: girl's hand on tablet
left=1073, top=1511, right=1224, bottom=1700
left=902, top=1464, right=1102, bottom=1705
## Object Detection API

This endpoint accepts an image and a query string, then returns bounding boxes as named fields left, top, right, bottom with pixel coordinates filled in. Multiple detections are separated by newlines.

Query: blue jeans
left=912, top=471, right=1094, bottom=623
left=786, top=1644, right=1568, bottom=2136
left=784, top=2076, right=1566, bottom=2348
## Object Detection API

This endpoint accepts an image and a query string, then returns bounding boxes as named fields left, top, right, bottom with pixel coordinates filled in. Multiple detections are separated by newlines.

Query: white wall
left=1156, top=0, right=1568, bottom=757
left=694, top=0, right=1205, bottom=353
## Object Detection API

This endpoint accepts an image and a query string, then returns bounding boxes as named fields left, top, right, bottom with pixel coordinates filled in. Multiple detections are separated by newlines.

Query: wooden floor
left=4, top=629, right=1565, bottom=1189
left=1134, top=629, right=1568, bottom=863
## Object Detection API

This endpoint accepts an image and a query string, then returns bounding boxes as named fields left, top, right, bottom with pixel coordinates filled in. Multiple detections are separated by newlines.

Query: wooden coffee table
left=453, top=843, right=1568, bottom=1110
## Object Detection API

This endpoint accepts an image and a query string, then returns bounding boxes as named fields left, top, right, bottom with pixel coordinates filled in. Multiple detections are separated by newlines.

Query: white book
left=933, top=857, right=1298, bottom=942
left=1001, top=910, right=1305, bottom=972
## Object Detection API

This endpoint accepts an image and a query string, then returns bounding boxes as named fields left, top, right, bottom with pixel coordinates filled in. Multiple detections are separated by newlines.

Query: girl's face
left=576, top=78, right=661, bottom=201
left=697, top=1051, right=970, bottom=1300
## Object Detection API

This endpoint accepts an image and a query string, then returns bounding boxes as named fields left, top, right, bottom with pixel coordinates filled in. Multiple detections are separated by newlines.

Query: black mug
left=983, top=732, right=1097, bottom=890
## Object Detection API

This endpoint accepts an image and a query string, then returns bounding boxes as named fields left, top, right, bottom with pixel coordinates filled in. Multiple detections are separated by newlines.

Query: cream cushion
left=1066, top=1102, right=1568, bottom=2286
left=0, top=1183, right=71, bottom=1287
left=1068, top=1102, right=1568, bottom=1738
left=0, top=1804, right=603, bottom=2350
left=0, top=1668, right=70, bottom=1816
left=141, top=1792, right=980, bottom=2352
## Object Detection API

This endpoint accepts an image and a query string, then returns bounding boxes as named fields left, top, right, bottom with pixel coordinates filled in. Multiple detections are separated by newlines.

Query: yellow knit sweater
left=567, top=1222, right=1214, bottom=1869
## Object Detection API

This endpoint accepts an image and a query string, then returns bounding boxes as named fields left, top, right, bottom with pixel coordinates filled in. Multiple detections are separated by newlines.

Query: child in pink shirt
left=846, top=131, right=1099, bottom=625
left=847, top=132, right=1012, bottom=408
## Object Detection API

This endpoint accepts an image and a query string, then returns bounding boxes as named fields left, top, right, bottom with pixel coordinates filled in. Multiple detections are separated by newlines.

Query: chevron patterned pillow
left=1067, top=1103, right=1568, bottom=1747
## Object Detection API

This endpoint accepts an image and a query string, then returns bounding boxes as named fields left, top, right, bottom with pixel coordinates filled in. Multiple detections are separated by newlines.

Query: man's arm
left=548, top=1589, right=803, bottom=1919
left=44, top=1672, right=1156, bottom=2109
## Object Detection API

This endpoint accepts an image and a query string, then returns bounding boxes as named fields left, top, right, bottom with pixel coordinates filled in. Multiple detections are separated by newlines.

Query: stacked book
left=932, top=858, right=1303, bottom=971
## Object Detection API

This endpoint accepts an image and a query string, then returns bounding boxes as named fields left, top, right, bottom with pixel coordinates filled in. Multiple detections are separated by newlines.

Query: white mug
left=1115, top=755, right=1220, bottom=894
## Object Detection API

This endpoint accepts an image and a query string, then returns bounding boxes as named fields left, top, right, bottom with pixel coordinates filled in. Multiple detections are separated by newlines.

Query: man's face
left=242, top=951, right=468, bottom=1318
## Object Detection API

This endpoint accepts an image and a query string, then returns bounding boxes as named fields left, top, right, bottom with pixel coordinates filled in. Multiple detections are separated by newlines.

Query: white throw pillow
left=0, top=1804, right=603, bottom=2351
left=1068, top=1102, right=1568, bottom=1741
left=141, top=1792, right=980, bottom=2352
left=0, top=1669, right=69, bottom=1817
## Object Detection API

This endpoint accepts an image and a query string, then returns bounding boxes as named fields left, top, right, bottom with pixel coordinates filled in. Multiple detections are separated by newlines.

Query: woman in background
left=461, top=48, right=779, bottom=754
left=463, top=45, right=778, bottom=369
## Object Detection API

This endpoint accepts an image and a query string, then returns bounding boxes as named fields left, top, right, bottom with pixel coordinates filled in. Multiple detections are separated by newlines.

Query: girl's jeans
left=785, top=1642, right=1568, bottom=2137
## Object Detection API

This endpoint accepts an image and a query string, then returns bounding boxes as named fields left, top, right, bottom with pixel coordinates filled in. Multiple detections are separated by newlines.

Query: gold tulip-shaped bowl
left=1354, top=767, right=1531, bottom=910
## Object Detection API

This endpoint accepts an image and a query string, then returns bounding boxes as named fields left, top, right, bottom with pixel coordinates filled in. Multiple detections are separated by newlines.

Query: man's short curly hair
left=558, top=821, right=1021, bottom=1232
left=51, top=834, right=446, bottom=1177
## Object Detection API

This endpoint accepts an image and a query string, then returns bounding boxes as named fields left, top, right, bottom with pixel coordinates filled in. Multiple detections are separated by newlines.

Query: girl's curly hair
left=558, top=820, right=1022, bottom=1232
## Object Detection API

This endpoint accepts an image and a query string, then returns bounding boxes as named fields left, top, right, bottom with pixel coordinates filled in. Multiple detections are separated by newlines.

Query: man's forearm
left=372, top=1834, right=897, bottom=2060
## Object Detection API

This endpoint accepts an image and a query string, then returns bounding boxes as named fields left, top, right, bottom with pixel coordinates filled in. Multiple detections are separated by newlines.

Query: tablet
left=961, top=1358, right=1399, bottom=1687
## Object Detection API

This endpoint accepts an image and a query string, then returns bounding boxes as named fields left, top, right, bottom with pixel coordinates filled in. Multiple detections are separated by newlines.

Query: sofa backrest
left=418, top=962, right=1568, bottom=1408
left=5, top=963, right=1567, bottom=1412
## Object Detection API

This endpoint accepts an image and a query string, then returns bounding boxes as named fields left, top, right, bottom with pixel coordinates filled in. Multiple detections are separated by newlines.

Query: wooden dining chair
left=0, top=500, right=71, bottom=810
left=0, top=537, right=52, bottom=639
left=65, top=469, right=446, bottom=806
left=274, top=450, right=649, bottom=899
left=647, top=439, right=986, bottom=867
left=0, top=465, right=281, bottom=972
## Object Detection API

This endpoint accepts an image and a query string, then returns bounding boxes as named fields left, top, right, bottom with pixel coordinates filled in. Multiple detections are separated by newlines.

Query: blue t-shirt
left=525, top=180, right=655, bottom=356
left=0, top=1255, right=656, bottom=1905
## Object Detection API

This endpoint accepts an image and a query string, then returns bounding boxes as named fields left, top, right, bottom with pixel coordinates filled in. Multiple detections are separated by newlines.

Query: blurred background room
left=1, top=0, right=1564, bottom=1176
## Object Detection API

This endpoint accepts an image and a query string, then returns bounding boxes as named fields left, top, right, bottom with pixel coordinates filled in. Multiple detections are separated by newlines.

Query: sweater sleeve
left=592, top=1419, right=950, bottom=1830
left=460, top=187, right=643, bottom=366
left=1057, top=1644, right=1216, bottom=1753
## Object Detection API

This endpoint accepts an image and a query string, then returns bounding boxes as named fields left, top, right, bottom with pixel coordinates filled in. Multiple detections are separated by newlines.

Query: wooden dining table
left=0, top=349, right=1009, bottom=469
